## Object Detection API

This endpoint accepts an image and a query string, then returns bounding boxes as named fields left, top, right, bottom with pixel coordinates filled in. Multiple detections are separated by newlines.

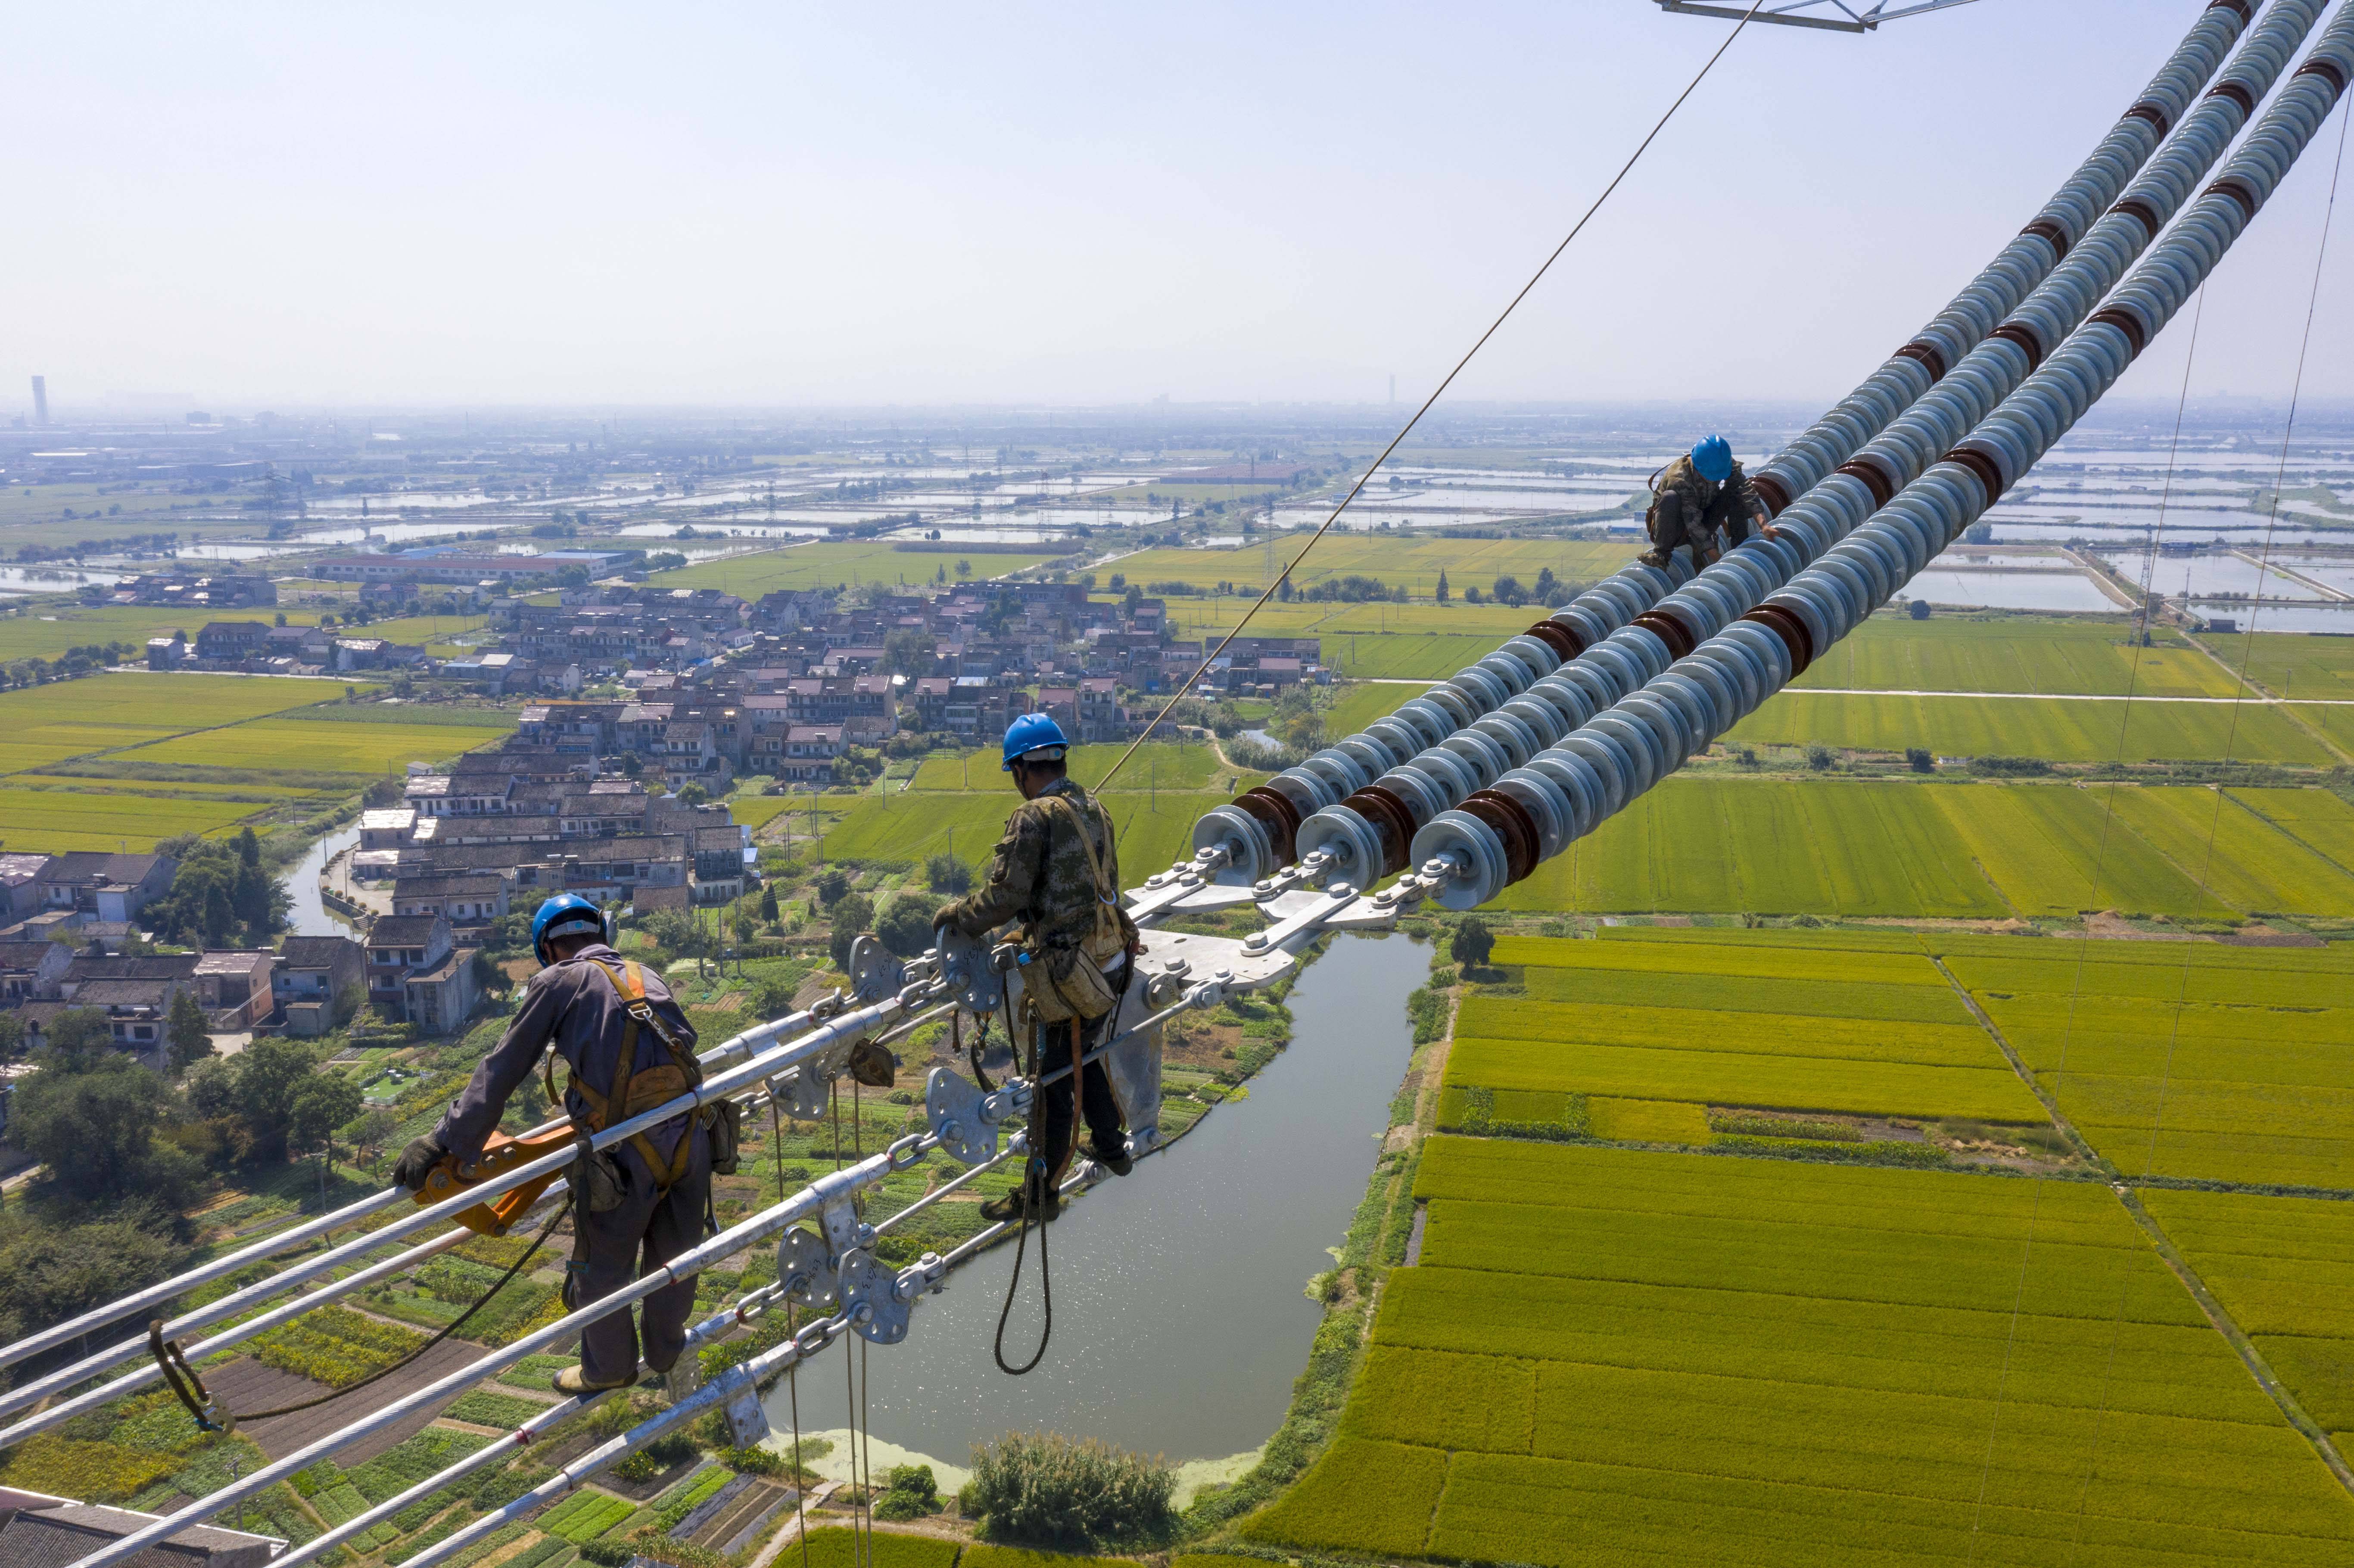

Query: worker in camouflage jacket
left=936, top=713, right=1141, bottom=1223
left=1642, top=434, right=1773, bottom=573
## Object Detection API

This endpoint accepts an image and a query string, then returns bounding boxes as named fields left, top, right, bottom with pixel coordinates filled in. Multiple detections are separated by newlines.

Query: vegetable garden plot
left=1254, top=1139, right=2354, bottom=1568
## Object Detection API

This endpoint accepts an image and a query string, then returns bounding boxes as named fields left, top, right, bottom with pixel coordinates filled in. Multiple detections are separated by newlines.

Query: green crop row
left=1447, top=1031, right=2042, bottom=1124
left=446, top=1389, right=560, bottom=1430
left=250, top=1303, right=430, bottom=1388
left=1459, top=994, right=1997, bottom=1067
left=1253, top=1140, right=2354, bottom=1567
left=1519, top=964, right=1974, bottom=1024
left=0, top=1434, right=178, bottom=1504
left=793, top=1528, right=961, bottom=1568
left=539, top=1490, right=635, bottom=1543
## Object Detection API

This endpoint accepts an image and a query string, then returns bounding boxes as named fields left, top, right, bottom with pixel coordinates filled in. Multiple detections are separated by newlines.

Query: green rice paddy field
left=645, top=541, right=1057, bottom=597
left=1250, top=1140, right=2354, bottom=1567
left=1490, top=778, right=2354, bottom=920
left=1728, top=691, right=2338, bottom=765
left=1943, top=933, right=2354, bottom=1189
left=1448, top=929, right=2045, bottom=1128
left=0, top=672, right=508, bottom=849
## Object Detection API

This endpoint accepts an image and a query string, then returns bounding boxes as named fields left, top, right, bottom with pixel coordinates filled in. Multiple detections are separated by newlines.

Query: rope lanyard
left=1092, top=0, right=1771, bottom=793
left=151, top=1196, right=571, bottom=1433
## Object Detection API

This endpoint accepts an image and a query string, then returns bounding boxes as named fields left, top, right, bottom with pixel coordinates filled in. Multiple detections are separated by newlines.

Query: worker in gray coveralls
left=394, top=894, right=708, bottom=1395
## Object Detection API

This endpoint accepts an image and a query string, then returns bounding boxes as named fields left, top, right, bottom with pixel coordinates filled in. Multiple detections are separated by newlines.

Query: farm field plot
left=0, top=787, right=260, bottom=851
left=2141, top=1187, right=2354, bottom=1433
left=2105, top=786, right=2354, bottom=916
left=1108, top=537, right=1634, bottom=598
left=2228, top=786, right=2354, bottom=875
left=1927, top=781, right=2217, bottom=917
left=1491, top=777, right=2354, bottom=920
left=118, top=716, right=511, bottom=776
left=0, top=673, right=364, bottom=774
left=3, top=671, right=342, bottom=733
left=1249, top=1139, right=2354, bottom=1568
left=1949, top=941, right=2354, bottom=1188
left=822, top=788, right=1219, bottom=878
left=647, top=541, right=1055, bottom=597
left=1447, top=1002, right=2040, bottom=1124
left=906, top=742, right=1224, bottom=793
left=1324, top=681, right=1420, bottom=740
left=1788, top=616, right=2241, bottom=697
left=1494, top=779, right=2006, bottom=918
left=1728, top=689, right=2334, bottom=765
left=1329, top=633, right=1517, bottom=680
left=1446, top=930, right=2041, bottom=1124
left=2198, top=628, right=2354, bottom=700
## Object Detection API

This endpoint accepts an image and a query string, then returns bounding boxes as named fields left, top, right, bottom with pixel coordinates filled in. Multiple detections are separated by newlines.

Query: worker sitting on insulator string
left=393, top=893, right=732, bottom=1395
left=1641, top=434, right=1775, bottom=573
left=934, top=713, right=1143, bottom=1224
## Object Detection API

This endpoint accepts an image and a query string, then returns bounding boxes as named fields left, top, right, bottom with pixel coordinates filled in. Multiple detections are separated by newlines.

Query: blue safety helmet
left=532, top=893, right=612, bottom=966
left=1690, top=435, right=1735, bottom=485
left=1000, top=712, right=1071, bottom=772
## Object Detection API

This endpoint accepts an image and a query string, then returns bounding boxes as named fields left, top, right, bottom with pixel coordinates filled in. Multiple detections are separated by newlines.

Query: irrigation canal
left=760, top=929, right=1425, bottom=1466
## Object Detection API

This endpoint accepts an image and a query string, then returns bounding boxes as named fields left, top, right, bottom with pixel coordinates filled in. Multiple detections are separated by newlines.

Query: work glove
left=392, top=1135, right=447, bottom=1192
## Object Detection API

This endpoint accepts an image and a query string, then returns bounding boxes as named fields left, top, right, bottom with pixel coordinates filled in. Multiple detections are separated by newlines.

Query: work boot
left=1090, top=1142, right=1133, bottom=1177
left=980, top=1182, right=1061, bottom=1225
left=554, top=1364, right=637, bottom=1396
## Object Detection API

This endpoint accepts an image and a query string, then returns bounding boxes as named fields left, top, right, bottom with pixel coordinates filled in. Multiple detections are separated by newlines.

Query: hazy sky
left=7, top=2, right=2349, bottom=413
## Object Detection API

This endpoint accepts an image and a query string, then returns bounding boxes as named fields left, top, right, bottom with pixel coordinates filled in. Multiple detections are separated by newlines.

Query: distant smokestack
left=31, top=376, right=47, bottom=426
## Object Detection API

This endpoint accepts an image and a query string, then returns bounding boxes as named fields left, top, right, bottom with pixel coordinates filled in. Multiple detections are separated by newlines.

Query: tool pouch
left=1025, top=946, right=1120, bottom=1024
left=704, top=1099, right=742, bottom=1176
left=1022, top=793, right=1130, bottom=1025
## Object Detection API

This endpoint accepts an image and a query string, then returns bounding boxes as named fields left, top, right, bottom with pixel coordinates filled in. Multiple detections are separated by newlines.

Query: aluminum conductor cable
left=1092, top=0, right=1774, bottom=798
left=1168, top=0, right=2273, bottom=897
left=1396, top=6, right=2354, bottom=914
left=1305, top=0, right=2326, bottom=899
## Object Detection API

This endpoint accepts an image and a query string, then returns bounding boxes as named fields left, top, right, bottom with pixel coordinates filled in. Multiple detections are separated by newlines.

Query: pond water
left=2188, top=600, right=2354, bottom=634
left=1905, top=569, right=2118, bottom=612
left=283, top=825, right=361, bottom=939
left=761, top=929, right=1424, bottom=1464
left=0, top=565, right=128, bottom=594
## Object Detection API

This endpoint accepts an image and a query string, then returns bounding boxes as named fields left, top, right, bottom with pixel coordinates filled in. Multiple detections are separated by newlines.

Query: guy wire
left=2055, top=276, right=2207, bottom=1565
left=1093, top=0, right=1773, bottom=793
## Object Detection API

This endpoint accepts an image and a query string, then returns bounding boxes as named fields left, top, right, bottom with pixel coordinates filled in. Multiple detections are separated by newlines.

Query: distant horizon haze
left=6, top=1, right=2349, bottom=412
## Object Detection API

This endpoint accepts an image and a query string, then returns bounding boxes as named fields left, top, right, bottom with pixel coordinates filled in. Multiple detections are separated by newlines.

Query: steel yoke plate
left=925, top=1064, right=999, bottom=1167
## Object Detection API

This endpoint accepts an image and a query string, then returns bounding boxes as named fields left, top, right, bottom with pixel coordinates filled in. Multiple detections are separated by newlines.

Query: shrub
left=1805, top=744, right=1834, bottom=771
left=1906, top=747, right=1935, bottom=773
left=924, top=853, right=973, bottom=895
left=872, top=1462, right=939, bottom=1520
left=964, top=1431, right=1176, bottom=1547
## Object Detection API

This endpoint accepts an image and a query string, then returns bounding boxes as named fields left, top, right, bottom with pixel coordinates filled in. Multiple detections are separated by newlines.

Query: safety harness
left=543, top=955, right=708, bottom=1195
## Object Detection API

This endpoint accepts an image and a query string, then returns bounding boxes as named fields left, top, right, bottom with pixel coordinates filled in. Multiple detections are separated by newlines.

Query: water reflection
left=761, top=930, right=1423, bottom=1463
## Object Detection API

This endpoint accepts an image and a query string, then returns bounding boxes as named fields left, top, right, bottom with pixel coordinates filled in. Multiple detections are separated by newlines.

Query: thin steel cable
left=787, top=1302, right=811, bottom=1568
left=2158, top=88, right=2351, bottom=1184
left=2054, top=280, right=2208, bottom=1567
left=1093, top=0, right=1772, bottom=793
left=859, top=1335, right=875, bottom=1568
